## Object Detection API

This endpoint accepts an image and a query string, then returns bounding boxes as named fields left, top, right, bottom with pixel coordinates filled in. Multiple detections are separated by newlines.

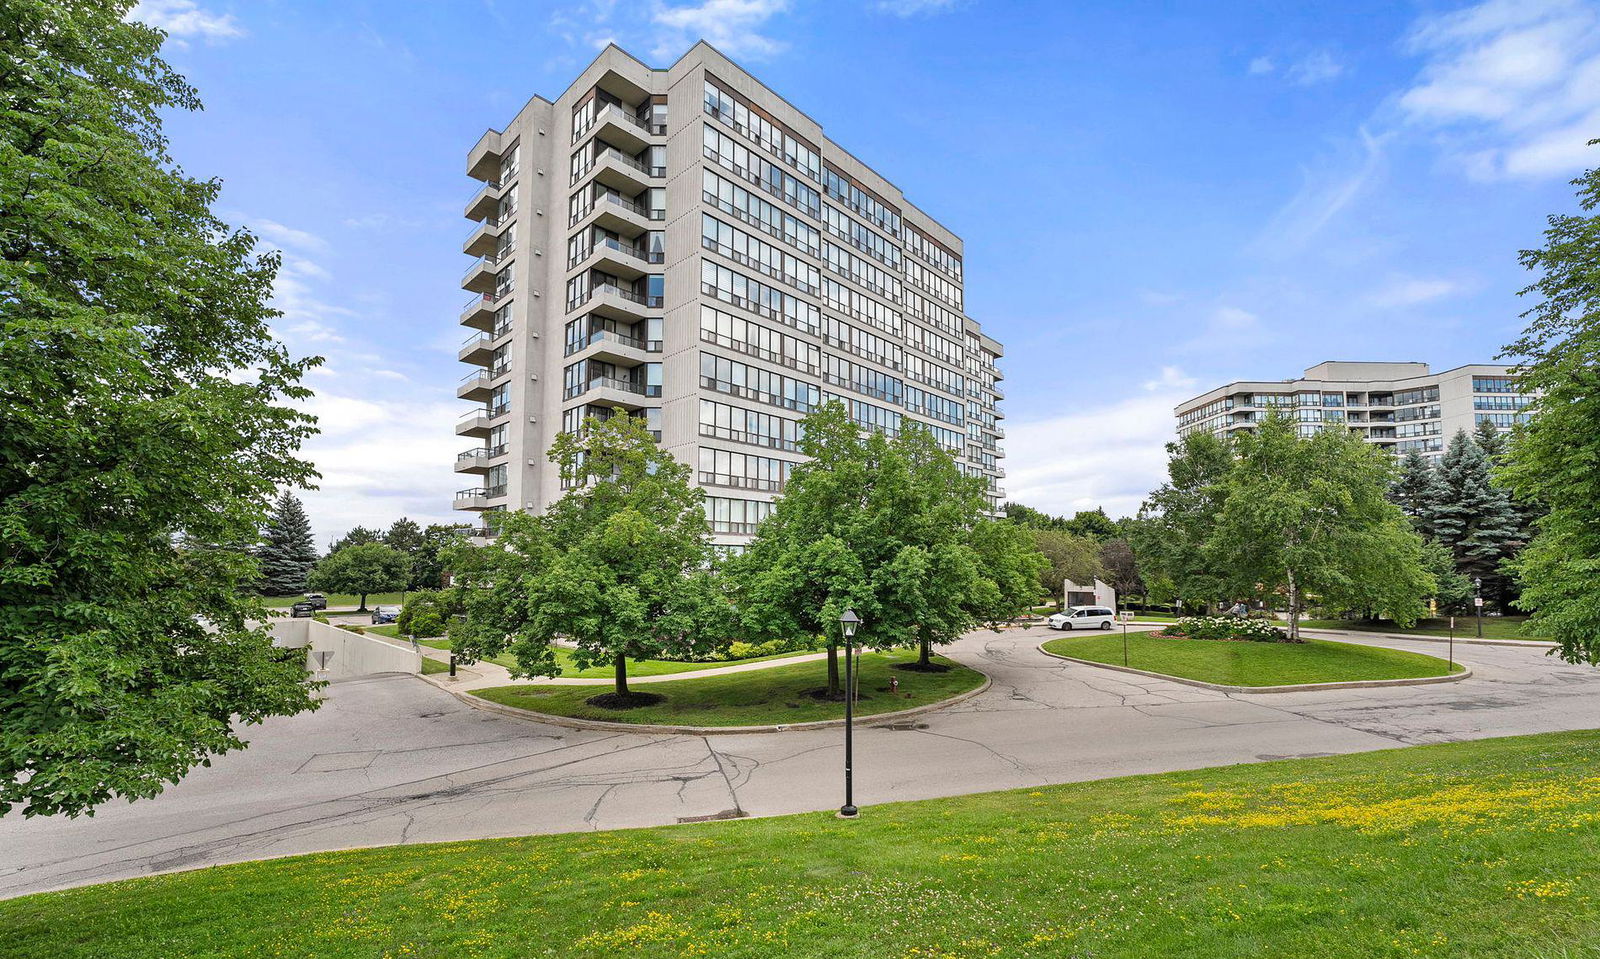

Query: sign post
left=1448, top=616, right=1455, bottom=674
left=312, top=650, right=333, bottom=673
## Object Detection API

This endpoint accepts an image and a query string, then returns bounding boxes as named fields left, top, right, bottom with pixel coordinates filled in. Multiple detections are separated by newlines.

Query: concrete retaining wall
left=269, top=618, right=420, bottom=681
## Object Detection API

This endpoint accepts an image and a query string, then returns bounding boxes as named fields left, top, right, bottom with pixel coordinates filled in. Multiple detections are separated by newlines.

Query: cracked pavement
left=5, top=625, right=1599, bottom=899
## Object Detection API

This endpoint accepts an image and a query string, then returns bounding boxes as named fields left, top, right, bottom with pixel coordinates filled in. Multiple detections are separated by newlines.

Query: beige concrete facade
left=454, top=42, right=1005, bottom=546
left=1175, top=360, right=1529, bottom=461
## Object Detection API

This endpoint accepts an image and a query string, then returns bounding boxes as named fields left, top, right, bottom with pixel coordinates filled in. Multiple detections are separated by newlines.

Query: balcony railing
left=563, top=376, right=656, bottom=400
left=465, top=213, right=512, bottom=243
left=564, top=327, right=653, bottom=356
left=569, top=190, right=654, bottom=227
left=699, top=471, right=783, bottom=493
left=567, top=236, right=658, bottom=270
left=698, top=423, right=799, bottom=452
left=598, top=101, right=666, bottom=136
left=567, top=281, right=662, bottom=313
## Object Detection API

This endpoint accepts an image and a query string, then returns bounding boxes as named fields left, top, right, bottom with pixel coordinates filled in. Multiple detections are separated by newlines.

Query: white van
left=1047, top=606, right=1116, bottom=630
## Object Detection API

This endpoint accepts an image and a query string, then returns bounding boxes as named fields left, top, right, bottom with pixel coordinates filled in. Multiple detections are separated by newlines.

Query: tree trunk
left=825, top=638, right=841, bottom=697
left=918, top=631, right=932, bottom=667
left=614, top=652, right=630, bottom=697
left=357, top=592, right=368, bottom=612
left=1286, top=569, right=1299, bottom=642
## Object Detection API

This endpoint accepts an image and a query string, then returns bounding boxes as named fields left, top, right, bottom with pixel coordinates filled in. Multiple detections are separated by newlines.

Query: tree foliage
left=1431, top=430, right=1523, bottom=610
left=256, top=492, right=318, bottom=596
left=732, top=403, right=1042, bottom=689
left=1133, top=432, right=1234, bottom=610
left=308, top=543, right=409, bottom=610
left=1209, top=413, right=1432, bottom=639
left=327, top=525, right=381, bottom=555
left=1501, top=145, right=1600, bottom=663
left=0, top=1, right=321, bottom=817
left=1031, top=530, right=1102, bottom=602
left=1098, top=538, right=1144, bottom=602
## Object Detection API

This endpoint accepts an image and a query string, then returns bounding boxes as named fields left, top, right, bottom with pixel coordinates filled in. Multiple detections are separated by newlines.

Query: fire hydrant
left=890, top=676, right=900, bottom=695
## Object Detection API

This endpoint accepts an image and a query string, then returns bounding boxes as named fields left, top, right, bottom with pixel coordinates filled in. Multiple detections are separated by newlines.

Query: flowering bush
left=1167, top=616, right=1294, bottom=643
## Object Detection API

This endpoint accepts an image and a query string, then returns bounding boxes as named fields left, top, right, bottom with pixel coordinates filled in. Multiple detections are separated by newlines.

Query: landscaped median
left=419, top=639, right=808, bottom=678
left=1043, top=626, right=1464, bottom=690
left=5, top=730, right=1600, bottom=958
left=470, top=651, right=986, bottom=728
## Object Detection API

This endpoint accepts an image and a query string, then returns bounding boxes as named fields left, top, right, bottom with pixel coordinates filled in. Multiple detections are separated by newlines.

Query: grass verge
left=420, top=657, right=450, bottom=675
left=1299, top=615, right=1548, bottom=642
left=420, top=640, right=810, bottom=678
left=1043, top=632, right=1461, bottom=686
left=471, top=650, right=982, bottom=726
left=258, top=592, right=407, bottom=609
left=6, top=731, right=1600, bottom=957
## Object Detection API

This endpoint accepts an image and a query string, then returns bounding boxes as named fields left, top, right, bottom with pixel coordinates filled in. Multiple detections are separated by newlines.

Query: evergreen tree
left=1473, top=418, right=1507, bottom=460
left=1432, top=430, right=1522, bottom=610
left=327, top=525, right=380, bottom=554
left=257, top=492, right=317, bottom=596
left=1390, top=450, right=1446, bottom=540
left=382, top=517, right=425, bottom=556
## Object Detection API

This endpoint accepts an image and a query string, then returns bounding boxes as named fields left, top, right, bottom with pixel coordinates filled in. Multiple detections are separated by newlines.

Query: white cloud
left=296, top=391, right=463, bottom=545
left=1364, top=275, right=1462, bottom=308
left=1248, top=56, right=1276, bottom=75
left=1286, top=51, right=1345, bottom=85
left=128, top=0, right=243, bottom=42
left=650, top=0, right=790, bottom=60
left=877, top=0, right=960, bottom=16
left=247, top=218, right=329, bottom=254
left=1397, top=0, right=1600, bottom=179
left=1252, top=127, right=1386, bottom=254
left=1006, top=381, right=1192, bottom=519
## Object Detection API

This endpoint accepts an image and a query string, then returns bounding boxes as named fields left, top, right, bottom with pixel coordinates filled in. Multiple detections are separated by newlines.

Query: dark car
left=370, top=605, right=402, bottom=625
left=303, top=593, right=328, bottom=610
left=290, top=602, right=317, bottom=618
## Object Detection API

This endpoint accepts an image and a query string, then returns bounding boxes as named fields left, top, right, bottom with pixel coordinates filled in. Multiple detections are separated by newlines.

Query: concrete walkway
left=5, top=624, right=1599, bottom=900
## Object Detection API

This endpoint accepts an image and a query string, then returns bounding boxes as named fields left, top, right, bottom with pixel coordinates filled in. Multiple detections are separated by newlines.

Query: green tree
left=1473, top=418, right=1507, bottom=461
left=255, top=491, right=318, bottom=596
left=1433, top=430, right=1523, bottom=611
left=1063, top=508, right=1120, bottom=540
left=1002, top=502, right=1067, bottom=530
left=408, top=523, right=471, bottom=591
left=1134, top=431, right=1234, bottom=611
left=394, top=588, right=460, bottom=639
left=1500, top=145, right=1600, bottom=663
left=308, top=543, right=410, bottom=611
left=1099, top=538, right=1144, bottom=606
left=1032, top=530, right=1102, bottom=604
left=0, top=1, right=322, bottom=817
left=733, top=404, right=1040, bottom=687
left=441, top=510, right=559, bottom=679
left=382, top=517, right=425, bottom=556
left=1390, top=450, right=1446, bottom=540
left=1423, top=541, right=1474, bottom=615
left=327, top=525, right=381, bottom=555
left=1208, top=413, right=1432, bottom=639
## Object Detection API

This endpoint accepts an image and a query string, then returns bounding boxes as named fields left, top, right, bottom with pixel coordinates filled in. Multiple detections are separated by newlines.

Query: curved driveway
left=5, top=625, right=1600, bottom=899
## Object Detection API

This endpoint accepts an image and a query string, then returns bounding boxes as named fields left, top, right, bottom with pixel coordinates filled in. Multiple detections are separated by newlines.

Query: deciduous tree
left=308, top=543, right=410, bottom=611
left=1133, top=432, right=1233, bottom=611
left=0, top=1, right=321, bottom=817
left=1501, top=144, right=1600, bottom=663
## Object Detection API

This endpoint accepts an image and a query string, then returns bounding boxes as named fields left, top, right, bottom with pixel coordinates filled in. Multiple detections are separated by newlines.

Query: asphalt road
left=4, top=625, right=1599, bottom=899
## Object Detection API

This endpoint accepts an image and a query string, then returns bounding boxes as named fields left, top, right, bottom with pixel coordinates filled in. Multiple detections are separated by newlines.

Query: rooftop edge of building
left=1174, top=361, right=1517, bottom=415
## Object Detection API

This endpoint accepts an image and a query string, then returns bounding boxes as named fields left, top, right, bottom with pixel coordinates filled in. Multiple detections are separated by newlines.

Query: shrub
left=396, top=589, right=459, bottom=638
left=1167, top=616, right=1293, bottom=643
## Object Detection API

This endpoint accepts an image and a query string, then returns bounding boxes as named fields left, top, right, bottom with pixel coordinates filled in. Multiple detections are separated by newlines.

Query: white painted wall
left=269, top=618, right=421, bottom=681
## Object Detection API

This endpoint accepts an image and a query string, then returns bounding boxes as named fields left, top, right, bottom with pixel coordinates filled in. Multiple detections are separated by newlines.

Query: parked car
left=303, top=593, right=328, bottom=610
left=370, top=605, right=402, bottom=625
left=1047, top=606, right=1116, bottom=630
left=289, top=602, right=317, bottom=618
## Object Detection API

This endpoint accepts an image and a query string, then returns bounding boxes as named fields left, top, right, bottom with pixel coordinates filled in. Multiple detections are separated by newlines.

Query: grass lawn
left=472, top=650, right=983, bottom=726
left=419, top=640, right=809, bottom=678
left=363, top=624, right=405, bottom=639
left=259, top=591, right=406, bottom=609
left=1043, top=632, right=1461, bottom=686
left=1299, top=615, right=1549, bottom=642
left=7, top=731, right=1600, bottom=958
left=420, top=656, right=450, bottom=675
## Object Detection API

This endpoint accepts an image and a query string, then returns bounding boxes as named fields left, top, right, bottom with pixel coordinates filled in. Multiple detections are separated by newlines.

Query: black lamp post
left=1474, top=576, right=1484, bottom=639
left=838, top=609, right=860, bottom=819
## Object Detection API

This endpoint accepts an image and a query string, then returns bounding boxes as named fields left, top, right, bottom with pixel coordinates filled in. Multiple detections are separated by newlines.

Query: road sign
left=1474, top=597, right=1485, bottom=608
left=312, top=650, right=334, bottom=672
left=1119, top=611, right=1135, bottom=623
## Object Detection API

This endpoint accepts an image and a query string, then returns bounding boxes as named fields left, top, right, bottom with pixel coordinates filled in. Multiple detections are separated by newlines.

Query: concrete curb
left=1036, top=642, right=1472, bottom=694
left=419, top=672, right=993, bottom=735
left=1297, top=627, right=1556, bottom=649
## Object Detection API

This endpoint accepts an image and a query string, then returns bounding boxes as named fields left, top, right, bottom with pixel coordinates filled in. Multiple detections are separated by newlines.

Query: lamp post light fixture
left=1474, top=576, right=1484, bottom=639
left=838, top=608, right=861, bottom=819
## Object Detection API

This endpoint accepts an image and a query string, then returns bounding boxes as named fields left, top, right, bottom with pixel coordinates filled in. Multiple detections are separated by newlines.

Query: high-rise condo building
left=1175, top=361, right=1530, bottom=461
left=454, top=43, right=1006, bottom=547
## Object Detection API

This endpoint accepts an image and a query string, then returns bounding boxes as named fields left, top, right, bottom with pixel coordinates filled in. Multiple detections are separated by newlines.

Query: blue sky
left=130, top=0, right=1600, bottom=545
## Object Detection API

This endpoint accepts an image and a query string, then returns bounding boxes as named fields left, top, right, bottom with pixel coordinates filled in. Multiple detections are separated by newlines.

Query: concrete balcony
left=568, top=281, right=659, bottom=322
left=589, top=146, right=662, bottom=193
left=455, top=409, right=491, bottom=437
left=460, top=292, right=505, bottom=331
left=463, top=216, right=512, bottom=257
left=458, top=331, right=493, bottom=365
left=461, top=253, right=507, bottom=294
left=464, top=180, right=509, bottom=221
left=466, top=129, right=503, bottom=181
left=563, top=375, right=655, bottom=410
left=454, top=447, right=491, bottom=474
left=453, top=486, right=506, bottom=511
left=571, top=190, right=657, bottom=236
left=456, top=369, right=493, bottom=401
left=568, top=236, right=656, bottom=281
left=563, top=326, right=653, bottom=366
